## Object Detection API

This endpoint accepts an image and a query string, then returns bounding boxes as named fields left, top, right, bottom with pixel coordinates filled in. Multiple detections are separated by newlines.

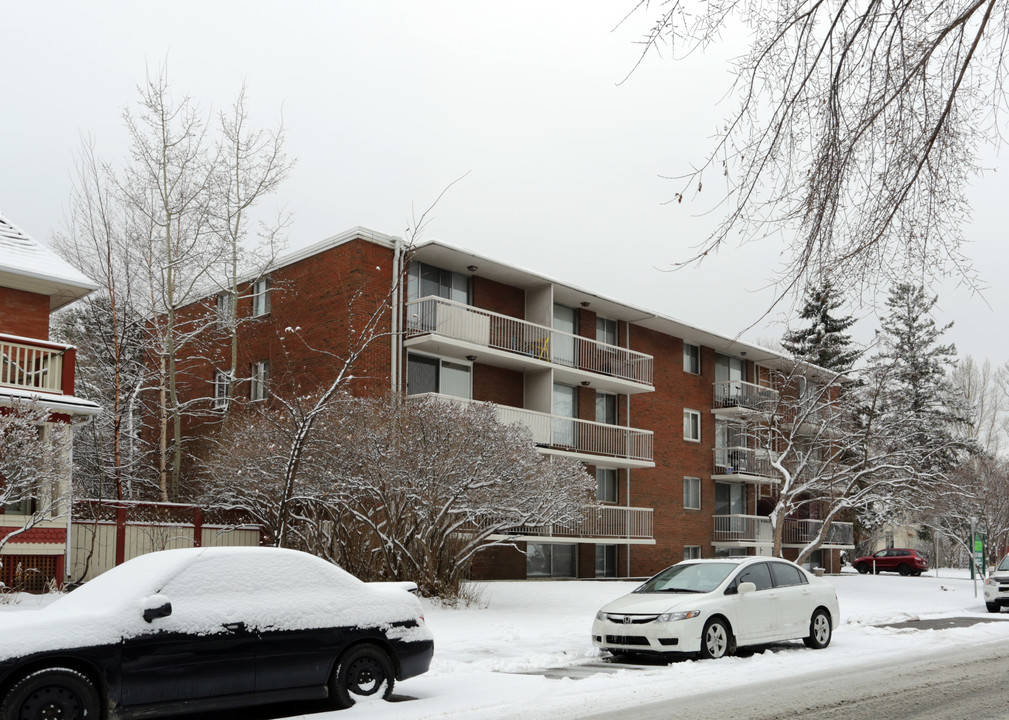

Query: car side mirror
left=142, top=597, right=173, bottom=623
left=737, top=581, right=757, bottom=596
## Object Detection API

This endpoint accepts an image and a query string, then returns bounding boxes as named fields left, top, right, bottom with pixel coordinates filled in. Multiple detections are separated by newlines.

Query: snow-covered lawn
left=3, top=568, right=1007, bottom=719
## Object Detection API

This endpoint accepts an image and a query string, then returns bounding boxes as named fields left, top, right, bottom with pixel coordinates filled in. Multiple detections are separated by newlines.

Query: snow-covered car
left=984, top=554, right=1009, bottom=612
left=592, top=557, right=839, bottom=659
left=0, top=547, right=433, bottom=720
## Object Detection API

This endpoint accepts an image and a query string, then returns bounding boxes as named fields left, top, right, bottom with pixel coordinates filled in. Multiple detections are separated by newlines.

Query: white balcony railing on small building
left=493, top=504, right=654, bottom=541
left=713, top=515, right=854, bottom=548
left=406, top=297, right=653, bottom=386
left=411, top=393, right=654, bottom=464
left=713, top=446, right=776, bottom=480
left=0, top=336, right=66, bottom=394
left=712, top=380, right=778, bottom=412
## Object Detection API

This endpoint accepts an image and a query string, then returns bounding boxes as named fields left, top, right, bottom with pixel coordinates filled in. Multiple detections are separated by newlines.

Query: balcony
left=712, top=380, right=778, bottom=417
left=712, top=447, right=778, bottom=483
left=0, top=335, right=71, bottom=395
left=713, top=515, right=854, bottom=548
left=411, top=393, right=654, bottom=469
left=405, top=297, right=654, bottom=394
left=489, top=504, right=654, bottom=544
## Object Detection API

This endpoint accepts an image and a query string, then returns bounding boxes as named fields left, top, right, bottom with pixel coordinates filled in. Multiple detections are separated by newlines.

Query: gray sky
left=1, top=1, right=1005, bottom=363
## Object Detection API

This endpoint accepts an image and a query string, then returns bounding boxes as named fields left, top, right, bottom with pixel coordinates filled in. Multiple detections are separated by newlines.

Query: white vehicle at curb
left=984, top=554, right=1009, bottom=612
left=592, top=557, right=840, bottom=659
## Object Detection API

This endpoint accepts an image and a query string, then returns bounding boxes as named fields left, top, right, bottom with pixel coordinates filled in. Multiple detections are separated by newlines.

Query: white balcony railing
left=713, top=380, right=778, bottom=411
left=713, top=447, right=776, bottom=480
left=713, top=515, right=854, bottom=547
left=0, top=336, right=65, bottom=394
left=406, top=297, right=653, bottom=386
left=495, top=504, right=653, bottom=540
left=411, top=393, right=654, bottom=463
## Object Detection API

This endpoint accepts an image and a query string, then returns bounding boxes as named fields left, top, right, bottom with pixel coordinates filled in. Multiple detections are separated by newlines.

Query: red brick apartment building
left=180, top=227, right=855, bottom=581
left=0, top=213, right=101, bottom=590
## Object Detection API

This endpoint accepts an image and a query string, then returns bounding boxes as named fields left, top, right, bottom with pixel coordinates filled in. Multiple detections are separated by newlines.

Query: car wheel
left=330, top=644, right=395, bottom=709
left=0, top=667, right=101, bottom=720
left=855, top=563, right=868, bottom=574
left=898, top=564, right=911, bottom=576
left=913, top=571, right=922, bottom=576
left=698, top=618, right=734, bottom=659
left=987, top=602, right=1001, bottom=613
left=803, top=609, right=832, bottom=649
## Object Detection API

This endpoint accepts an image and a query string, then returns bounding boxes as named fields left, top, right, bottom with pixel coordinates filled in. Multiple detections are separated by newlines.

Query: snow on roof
left=0, top=212, right=98, bottom=310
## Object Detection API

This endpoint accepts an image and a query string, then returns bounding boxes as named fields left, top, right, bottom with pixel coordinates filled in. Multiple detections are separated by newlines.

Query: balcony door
left=715, top=354, right=746, bottom=403
left=406, top=354, right=472, bottom=399
left=552, top=304, right=577, bottom=368
left=552, top=383, right=577, bottom=448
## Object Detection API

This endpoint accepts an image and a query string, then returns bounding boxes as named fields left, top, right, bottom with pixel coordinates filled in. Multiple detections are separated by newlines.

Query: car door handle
left=223, top=622, right=246, bottom=634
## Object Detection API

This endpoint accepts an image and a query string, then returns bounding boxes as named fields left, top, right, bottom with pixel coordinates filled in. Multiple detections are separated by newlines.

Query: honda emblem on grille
left=623, top=616, right=632, bottom=625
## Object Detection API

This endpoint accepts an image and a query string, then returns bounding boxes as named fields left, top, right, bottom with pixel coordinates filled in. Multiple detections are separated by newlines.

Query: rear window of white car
left=768, top=562, right=807, bottom=587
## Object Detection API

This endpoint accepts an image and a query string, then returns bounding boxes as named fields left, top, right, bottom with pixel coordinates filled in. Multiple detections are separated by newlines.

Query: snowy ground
left=3, top=568, right=1007, bottom=719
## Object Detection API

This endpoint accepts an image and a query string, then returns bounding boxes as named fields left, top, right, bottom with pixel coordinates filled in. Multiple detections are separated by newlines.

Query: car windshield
left=634, top=562, right=736, bottom=594
left=998, top=555, right=1009, bottom=572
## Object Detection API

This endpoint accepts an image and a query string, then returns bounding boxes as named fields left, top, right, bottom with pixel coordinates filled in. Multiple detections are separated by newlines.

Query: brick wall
left=0, top=287, right=50, bottom=339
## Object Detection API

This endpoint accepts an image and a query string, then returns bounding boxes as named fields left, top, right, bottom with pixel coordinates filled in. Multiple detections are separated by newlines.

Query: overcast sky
left=1, top=1, right=1005, bottom=363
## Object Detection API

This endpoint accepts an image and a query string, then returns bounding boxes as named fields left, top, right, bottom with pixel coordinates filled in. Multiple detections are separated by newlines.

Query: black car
left=0, top=547, right=433, bottom=719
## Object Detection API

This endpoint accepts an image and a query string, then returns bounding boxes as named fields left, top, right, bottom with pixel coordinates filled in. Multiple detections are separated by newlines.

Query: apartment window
left=596, top=317, right=617, bottom=346
left=684, top=409, right=701, bottom=441
left=595, top=392, right=617, bottom=425
left=406, top=354, right=472, bottom=399
left=252, top=277, right=271, bottom=317
left=683, top=343, right=700, bottom=374
left=596, top=468, right=617, bottom=503
left=527, top=543, right=576, bottom=578
left=596, top=545, right=617, bottom=578
left=407, top=261, right=470, bottom=304
left=216, top=291, right=234, bottom=329
left=250, top=360, right=269, bottom=401
left=213, top=370, right=232, bottom=410
left=684, top=546, right=702, bottom=560
left=684, top=476, right=701, bottom=510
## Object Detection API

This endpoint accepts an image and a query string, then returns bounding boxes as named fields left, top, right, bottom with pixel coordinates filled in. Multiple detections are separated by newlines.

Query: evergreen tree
left=872, top=283, right=972, bottom=473
left=782, top=282, right=860, bottom=371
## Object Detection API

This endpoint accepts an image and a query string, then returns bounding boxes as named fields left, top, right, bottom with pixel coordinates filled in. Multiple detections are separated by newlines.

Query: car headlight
left=657, top=610, right=701, bottom=622
left=596, top=611, right=608, bottom=621
left=985, top=578, right=998, bottom=587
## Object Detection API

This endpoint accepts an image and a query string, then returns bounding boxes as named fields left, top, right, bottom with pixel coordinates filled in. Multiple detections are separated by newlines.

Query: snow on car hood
left=600, top=591, right=712, bottom=615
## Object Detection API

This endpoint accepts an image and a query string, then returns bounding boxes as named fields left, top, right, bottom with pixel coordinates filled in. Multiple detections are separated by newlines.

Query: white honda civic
left=592, top=557, right=840, bottom=659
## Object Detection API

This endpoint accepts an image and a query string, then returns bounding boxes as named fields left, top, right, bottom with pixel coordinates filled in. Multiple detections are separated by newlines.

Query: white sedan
left=592, top=557, right=839, bottom=659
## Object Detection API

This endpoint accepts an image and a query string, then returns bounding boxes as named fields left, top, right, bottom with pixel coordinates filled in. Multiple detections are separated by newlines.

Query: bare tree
left=630, top=1, right=1003, bottom=296
left=0, top=400, right=72, bottom=553
left=952, top=355, right=1009, bottom=455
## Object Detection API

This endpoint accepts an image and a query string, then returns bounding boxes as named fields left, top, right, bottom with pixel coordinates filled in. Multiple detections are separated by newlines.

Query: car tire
left=330, top=643, right=396, bottom=709
left=698, top=618, right=734, bottom=660
left=0, top=667, right=101, bottom=720
left=912, top=571, right=922, bottom=576
left=855, top=563, right=868, bottom=574
left=987, top=602, right=1001, bottom=614
left=898, top=564, right=911, bottom=576
left=803, top=609, right=832, bottom=649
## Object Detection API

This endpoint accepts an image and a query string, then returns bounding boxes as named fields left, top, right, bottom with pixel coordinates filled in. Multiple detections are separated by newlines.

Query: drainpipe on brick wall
left=624, top=320, right=632, bottom=577
left=64, top=423, right=76, bottom=585
left=391, top=236, right=403, bottom=392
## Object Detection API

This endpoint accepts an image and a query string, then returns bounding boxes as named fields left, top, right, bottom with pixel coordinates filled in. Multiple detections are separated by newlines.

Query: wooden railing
left=406, top=296, right=653, bottom=386
left=0, top=336, right=67, bottom=394
left=410, top=393, right=654, bottom=463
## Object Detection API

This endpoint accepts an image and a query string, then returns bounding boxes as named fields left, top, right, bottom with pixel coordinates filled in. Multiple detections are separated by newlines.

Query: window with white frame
left=683, top=545, right=702, bottom=560
left=596, top=545, right=617, bottom=577
left=216, top=291, right=234, bottom=329
left=683, top=343, right=700, bottom=374
left=596, top=317, right=617, bottom=345
left=684, top=476, right=701, bottom=510
left=250, top=360, right=269, bottom=401
left=683, top=409, right=701, bottom=441
left=213, top=370, right=232, bottom=410
left=407, top=261, right=470, bottom=304
left=596, top=468, right=617, bottom=503
left=252, top=277, right=271, bottom=317
left=595, top=391, right=617, bottom=425
left=406, top=354, right=472, bottom=399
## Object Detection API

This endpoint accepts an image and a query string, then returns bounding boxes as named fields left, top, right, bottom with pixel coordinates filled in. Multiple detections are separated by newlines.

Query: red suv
left=852, top=548, right=928, bottom=576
